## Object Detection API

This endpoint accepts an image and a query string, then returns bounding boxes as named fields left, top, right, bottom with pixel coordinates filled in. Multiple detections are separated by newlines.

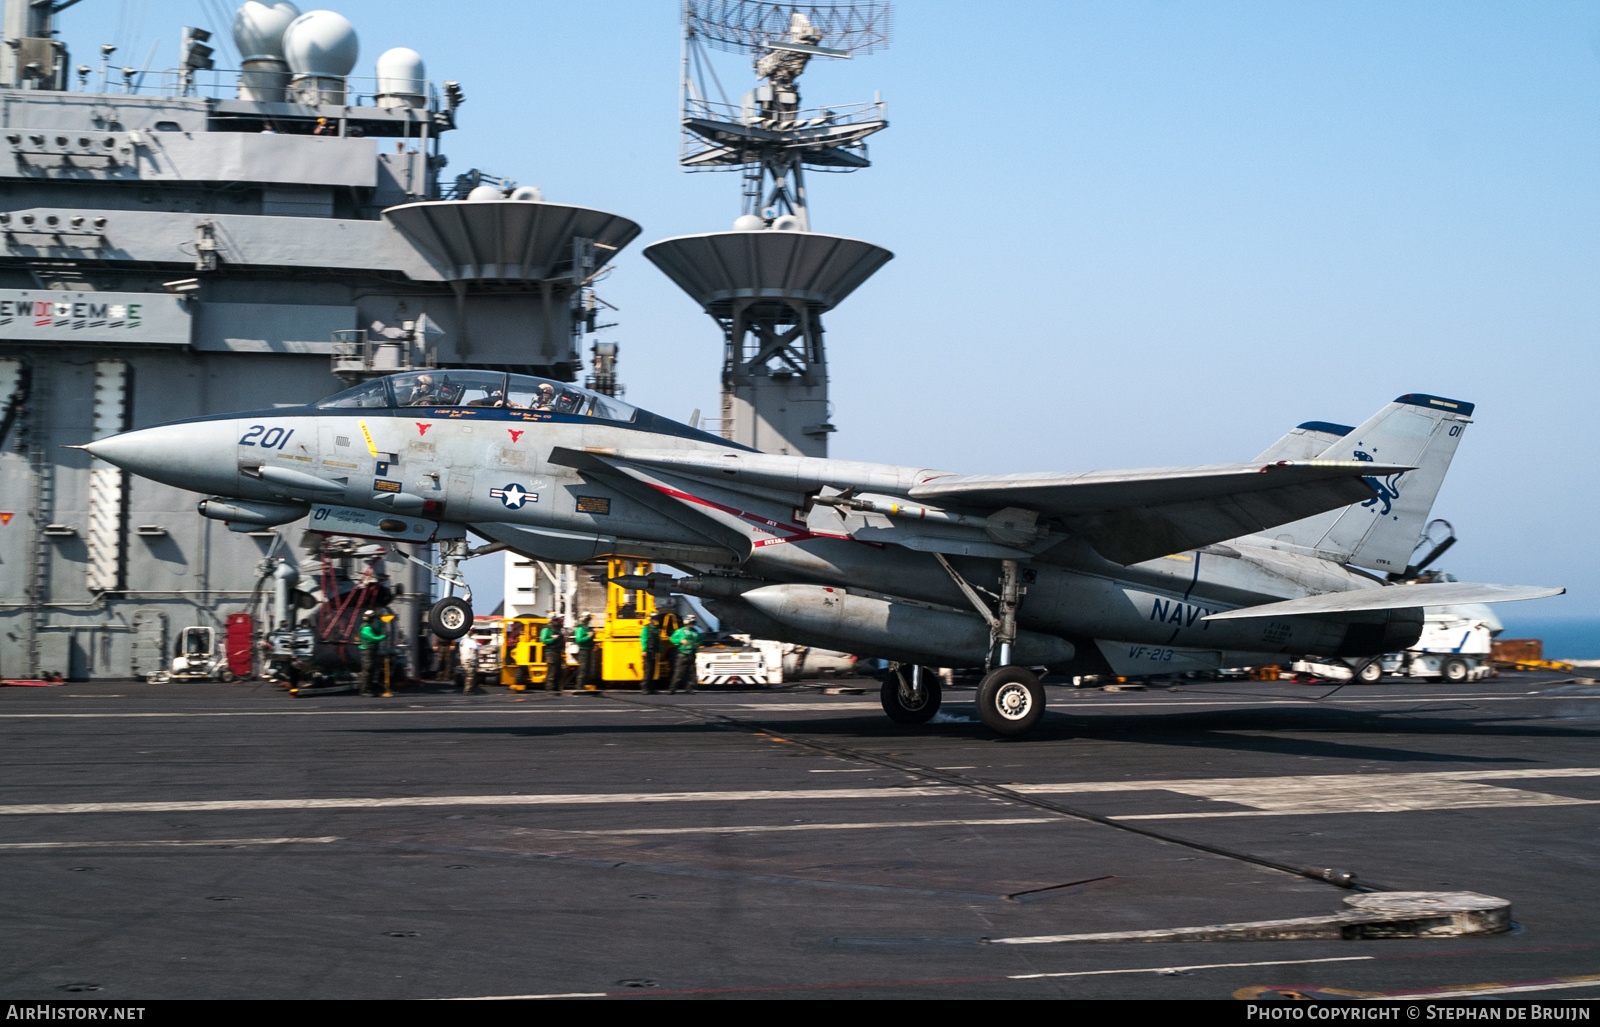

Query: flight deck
left=2, top=671, right=1597, bottom=1000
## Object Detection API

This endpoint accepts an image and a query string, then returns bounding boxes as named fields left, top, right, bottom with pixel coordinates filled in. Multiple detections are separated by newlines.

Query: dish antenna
left=679, top=0, right=891, bottom=230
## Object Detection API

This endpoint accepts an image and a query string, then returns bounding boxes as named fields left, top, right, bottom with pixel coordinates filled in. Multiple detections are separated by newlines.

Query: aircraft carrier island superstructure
left=0, top=0, right=640, bottom=680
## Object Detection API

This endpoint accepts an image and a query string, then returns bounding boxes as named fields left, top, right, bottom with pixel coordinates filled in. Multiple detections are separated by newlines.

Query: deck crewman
left=539, top=614, right=566, bottom=695
left=668, top=614, right=703, bottom=694
left=573, top=613, right=596, bottom=690
left=458, top=633, right=480, bottom=694
left=358, top=609, right=388, bottom=697
left=640, top=612, right=663, bottom=693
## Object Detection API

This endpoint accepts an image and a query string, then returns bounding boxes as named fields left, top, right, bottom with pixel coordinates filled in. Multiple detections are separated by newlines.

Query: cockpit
left=316, top=370, right=638, bottom=422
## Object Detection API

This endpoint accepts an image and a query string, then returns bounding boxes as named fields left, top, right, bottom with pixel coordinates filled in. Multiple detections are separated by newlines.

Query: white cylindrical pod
left=197, top=497, right=310, bottom=526
left=374, top=46, right=426, bottom=108
left=740, top=584, right=1076, bottom=667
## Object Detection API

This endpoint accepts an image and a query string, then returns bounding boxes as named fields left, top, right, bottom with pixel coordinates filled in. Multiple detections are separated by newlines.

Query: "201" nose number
left=238, top=425, right=295, bottom=449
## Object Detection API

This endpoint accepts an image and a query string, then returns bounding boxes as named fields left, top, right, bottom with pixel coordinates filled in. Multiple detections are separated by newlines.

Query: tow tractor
left=1295, top=609, right=1495, bottom=683
left=1375, top=612, right=1494, bottom=682
left=696, top=637, right=785, bottom=687
left=499, top=558, right=679, bottom=689
left=1293, top=524, right=1497, bottom=684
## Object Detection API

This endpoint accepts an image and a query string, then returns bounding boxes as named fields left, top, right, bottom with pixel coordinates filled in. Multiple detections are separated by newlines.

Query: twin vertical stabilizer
left=1250, top=394, right=1474, bottom=574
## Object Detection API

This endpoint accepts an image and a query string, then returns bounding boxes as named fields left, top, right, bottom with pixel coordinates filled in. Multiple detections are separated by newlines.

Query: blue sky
left=85, top=2, right=1600, bottom=620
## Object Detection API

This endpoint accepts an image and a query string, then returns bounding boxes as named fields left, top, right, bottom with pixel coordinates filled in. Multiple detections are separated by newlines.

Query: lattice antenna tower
left=680, top=0, right=891, bottom=229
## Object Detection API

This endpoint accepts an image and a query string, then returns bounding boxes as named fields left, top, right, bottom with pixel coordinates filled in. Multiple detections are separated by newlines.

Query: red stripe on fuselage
left=644, top=482, right=855, bottom=548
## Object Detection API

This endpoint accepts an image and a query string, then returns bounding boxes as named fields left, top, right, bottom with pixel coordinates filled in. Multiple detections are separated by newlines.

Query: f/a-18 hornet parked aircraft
left=83, top=370, right=1561, bottom=736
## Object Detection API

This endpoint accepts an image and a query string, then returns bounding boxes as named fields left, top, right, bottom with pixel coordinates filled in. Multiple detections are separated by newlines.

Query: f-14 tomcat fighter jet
left=84, top=370, right=1561, bottom=736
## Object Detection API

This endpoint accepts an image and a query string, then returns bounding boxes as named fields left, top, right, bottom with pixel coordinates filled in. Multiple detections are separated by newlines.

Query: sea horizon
left=1493, top=615, right=1600, bottom=661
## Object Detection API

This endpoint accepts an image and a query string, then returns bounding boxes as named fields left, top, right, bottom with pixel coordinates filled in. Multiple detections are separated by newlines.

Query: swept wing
left=908, top=461, right=1411, bottom=565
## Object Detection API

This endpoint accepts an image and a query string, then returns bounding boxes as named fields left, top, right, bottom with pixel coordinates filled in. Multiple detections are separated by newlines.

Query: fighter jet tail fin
left=1252, top=421, right=1355, bottom=463
left=1249, top=395, right=1474, bottom=574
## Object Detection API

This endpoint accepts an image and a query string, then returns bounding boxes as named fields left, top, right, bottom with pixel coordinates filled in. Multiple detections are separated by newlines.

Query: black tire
left=429, top=597, right=473, bottom=640
left=1356, top=661, right=1383, bottom=683
left=880, top=666, right=942, bottom=725
left=217, top=667, right=235, bottom=683
left=976, top=666, right=1046, bottom=738
left=1441, top=657, right=1470, bottom=683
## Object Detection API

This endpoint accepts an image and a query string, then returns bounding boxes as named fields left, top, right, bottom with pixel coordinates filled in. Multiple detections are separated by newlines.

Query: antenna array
left=650, top=0, right=894, bottom=458
left=687, top=0, right=891, bottom=57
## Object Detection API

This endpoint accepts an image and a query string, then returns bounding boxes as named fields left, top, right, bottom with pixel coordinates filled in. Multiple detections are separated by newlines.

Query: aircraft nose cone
left=84, top=422, right=234, bottom=493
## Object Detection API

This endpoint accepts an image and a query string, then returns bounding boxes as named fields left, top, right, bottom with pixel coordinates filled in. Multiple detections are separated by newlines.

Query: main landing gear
left=881, top=664, right=1048, bottom=738
left=975, top=666, right=1046, bottom=737
left=928, top=550, right=1049, bottom=735
left=886, top=556, right=1052, bottom=739
left=881, top=664, right=942, bottom=724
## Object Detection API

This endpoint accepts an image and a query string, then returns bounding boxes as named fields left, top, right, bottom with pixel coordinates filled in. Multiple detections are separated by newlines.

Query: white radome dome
left=374, top=46, right=425, bottom=97
left=232, top=1, right=301, bottom=61
left=732, top=214, right=764, bottom=231
left=282, top=9, right=359, bottom=77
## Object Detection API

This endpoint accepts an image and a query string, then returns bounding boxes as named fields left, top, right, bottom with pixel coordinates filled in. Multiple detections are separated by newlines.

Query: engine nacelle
left=1333, top=607, right=1425, bottom=657
left=197, top=497, right=309, bottom=527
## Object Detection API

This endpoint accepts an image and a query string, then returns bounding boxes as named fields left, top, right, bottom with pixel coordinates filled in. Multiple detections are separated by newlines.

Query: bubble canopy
left=317, top=371, right=637, bottom=422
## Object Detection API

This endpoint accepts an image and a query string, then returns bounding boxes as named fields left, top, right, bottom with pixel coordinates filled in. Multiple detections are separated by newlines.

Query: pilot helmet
left=362, top=609, right=376, bottom=620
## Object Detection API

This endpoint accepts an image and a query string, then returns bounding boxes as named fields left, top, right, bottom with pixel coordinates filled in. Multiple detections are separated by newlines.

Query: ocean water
left=1493, top=616, right=1600, bottom=661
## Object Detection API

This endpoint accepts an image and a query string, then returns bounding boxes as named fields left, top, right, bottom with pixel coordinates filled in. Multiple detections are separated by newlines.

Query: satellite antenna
left=646, top=1, right=893, bottom=457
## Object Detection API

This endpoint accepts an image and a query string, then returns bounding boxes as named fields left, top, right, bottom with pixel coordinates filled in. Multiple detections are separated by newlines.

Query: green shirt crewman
left=357, top=610, right=388, bottom=697
left=538, top=615, right=565, bottom=694
left=573, top=613, right=597, bottom=690
left=640, top=612, right=663, bottom=693
left=668, top=615, right=703, bottom=694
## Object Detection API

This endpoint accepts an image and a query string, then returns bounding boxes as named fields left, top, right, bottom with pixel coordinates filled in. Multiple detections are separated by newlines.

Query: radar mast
left=647, top=0, right=894, bottom=457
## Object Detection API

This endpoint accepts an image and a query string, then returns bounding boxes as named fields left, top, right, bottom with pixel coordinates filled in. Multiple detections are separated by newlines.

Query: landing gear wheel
left=1441, top=657, right=1470, bottom=683
left=881, top=666, right=942, bottom=725
left=1356, top=661, right=1383, bottom=683
left=430, top=597, right=473, bottom=640
left=977, top=666, right=1045, bottom=738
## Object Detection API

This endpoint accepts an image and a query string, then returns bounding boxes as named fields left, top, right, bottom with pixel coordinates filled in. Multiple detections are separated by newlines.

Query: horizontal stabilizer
left=1204, top=582, right=1565, bottom=621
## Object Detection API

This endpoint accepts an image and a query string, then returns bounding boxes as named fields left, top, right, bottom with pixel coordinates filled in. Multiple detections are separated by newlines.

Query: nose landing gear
left=429, top=596, right=473, bottom=640
left=391, top=536, right=503, bottom=640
